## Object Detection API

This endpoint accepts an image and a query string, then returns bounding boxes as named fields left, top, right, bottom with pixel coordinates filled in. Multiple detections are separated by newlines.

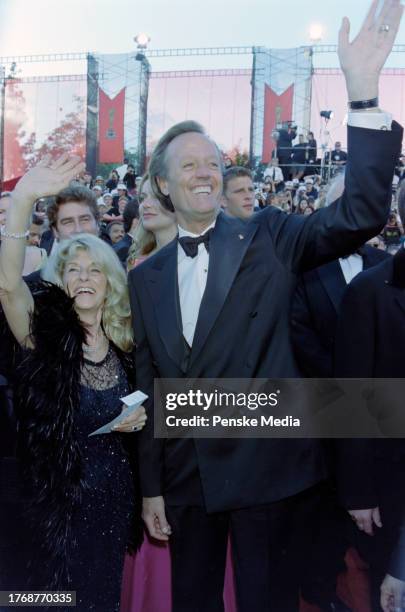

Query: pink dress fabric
left=120, top=539, right=372, bottom=612
left=120, top=534, right=237, bottom=612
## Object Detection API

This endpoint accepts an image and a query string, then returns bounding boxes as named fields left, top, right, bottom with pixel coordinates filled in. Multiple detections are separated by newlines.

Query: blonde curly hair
left=41, top=234, right=133, bottom=352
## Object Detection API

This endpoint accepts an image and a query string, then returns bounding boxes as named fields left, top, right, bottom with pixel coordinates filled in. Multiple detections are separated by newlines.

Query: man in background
left=222, top=167, right=255, bottom=220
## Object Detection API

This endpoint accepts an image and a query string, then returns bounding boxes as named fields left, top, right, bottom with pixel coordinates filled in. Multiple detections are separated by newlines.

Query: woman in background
left=127, top=174, right=177, bottom=270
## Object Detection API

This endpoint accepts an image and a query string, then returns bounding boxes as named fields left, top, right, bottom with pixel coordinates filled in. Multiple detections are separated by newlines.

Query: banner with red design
left=262, top=84, right=294, bottom=164
left=98, top=87, right=125, bottom=163
left=250, top=47, right=313, bottom=165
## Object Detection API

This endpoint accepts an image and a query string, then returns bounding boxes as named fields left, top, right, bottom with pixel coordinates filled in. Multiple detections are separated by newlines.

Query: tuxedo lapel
left=317, top=260, right=347, bottom=313
left=143, top=241, right=188, bottom=372
left=189, top=213, right=258, bottom=369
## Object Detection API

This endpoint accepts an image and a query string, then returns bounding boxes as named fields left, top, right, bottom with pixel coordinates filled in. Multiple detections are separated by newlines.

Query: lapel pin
left=238, top=234, right=244, bottom=240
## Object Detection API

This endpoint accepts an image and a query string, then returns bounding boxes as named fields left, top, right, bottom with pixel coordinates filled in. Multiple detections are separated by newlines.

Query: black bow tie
left=178, top=229, right=213, bottom=258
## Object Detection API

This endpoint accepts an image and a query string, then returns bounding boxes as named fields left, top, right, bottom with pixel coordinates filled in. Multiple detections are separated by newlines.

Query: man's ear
left=220, top=194, right=227, bottom=209
left=157, top=176, right=169, bottom=196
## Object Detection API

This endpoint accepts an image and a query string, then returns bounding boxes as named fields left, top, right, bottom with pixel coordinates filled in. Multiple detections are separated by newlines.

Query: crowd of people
left=1, top=1, right=405, bottom=611
left=0, top=148, right=403, bottom=281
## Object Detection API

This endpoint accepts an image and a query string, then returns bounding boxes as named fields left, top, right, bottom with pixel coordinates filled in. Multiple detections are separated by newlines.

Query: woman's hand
left=112, top=405, right=147, bottom=433
left=13, top=153, right=85, bottom=206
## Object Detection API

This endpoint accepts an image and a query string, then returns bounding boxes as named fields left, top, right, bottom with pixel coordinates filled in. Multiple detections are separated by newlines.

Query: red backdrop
left=98, top=87, right=126, bottom=163
left=262, top=84, right=294, bottom=164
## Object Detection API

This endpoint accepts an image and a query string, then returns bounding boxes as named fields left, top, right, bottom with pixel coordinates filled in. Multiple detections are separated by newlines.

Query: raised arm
left=0, top=154, right=84, bottom=345
left=267, top=0, right=404, bottom=273
left=339, top=0, right=403, bottom=106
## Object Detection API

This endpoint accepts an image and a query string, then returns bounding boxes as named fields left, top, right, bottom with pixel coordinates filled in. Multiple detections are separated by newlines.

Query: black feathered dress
left=12, top=282, right=142, bottom=611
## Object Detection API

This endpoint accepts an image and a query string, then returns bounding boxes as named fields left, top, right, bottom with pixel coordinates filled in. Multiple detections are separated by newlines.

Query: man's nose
left=195, top=163, right=211, bottom=178
left=73, top=220, right=82, bottom=233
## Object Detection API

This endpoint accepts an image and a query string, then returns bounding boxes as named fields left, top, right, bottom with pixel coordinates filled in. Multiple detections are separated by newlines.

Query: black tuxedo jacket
left=335, top=249, right=405, bottom=579
left=336, top=247, right=405, bottom=379
left=334, top=248, right=405, bottom=506
left=128, top=124, right=402, bottom=513
left=291, top=245, right=390, bottom=377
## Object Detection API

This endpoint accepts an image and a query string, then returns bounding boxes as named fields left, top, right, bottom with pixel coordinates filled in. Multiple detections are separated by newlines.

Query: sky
left=0, top=0, right=404, bottom=73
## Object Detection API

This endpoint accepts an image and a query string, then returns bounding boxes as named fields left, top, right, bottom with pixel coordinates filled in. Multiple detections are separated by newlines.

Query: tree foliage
left=3, top=79, right=86, bottom=180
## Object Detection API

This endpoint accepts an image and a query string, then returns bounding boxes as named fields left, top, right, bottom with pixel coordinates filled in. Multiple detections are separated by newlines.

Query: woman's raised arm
left=0, top=154, right=85, bottom=346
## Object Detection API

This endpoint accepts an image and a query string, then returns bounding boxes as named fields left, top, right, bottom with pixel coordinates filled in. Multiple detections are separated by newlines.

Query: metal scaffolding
left=150, top=69, right=251, bottom=79
left=0, top=44, right=404, bottom=177
left=250, top=46, right=313, bottom=167
left=95, top=52, right=151, bottom=173
left=1, top=44, right=405, bottom=65
left=136, top=53, right=151, bottom=175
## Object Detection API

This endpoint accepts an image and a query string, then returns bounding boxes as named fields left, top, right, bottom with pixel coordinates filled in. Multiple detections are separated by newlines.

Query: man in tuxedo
left=335, top=180, right=405, bottom=611
left=291, top=219, right=390, bottom=376
left=290, top=172, right=390, bottom=610
left=128, top=3, right=403, bottom=610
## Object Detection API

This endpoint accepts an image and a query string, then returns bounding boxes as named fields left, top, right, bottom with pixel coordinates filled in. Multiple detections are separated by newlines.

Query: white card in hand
left=88, top=390, right=148, bottom=436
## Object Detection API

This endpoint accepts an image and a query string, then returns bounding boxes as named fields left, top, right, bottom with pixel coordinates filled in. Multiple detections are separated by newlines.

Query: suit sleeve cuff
left=348, top=111, right=392, bottom=131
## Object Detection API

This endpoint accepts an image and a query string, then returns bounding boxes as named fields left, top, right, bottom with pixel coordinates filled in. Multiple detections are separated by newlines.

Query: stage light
left=309, top=23, right=324, bottom=43
left=320, top=110, right=334, bottom=120
left=134, top=33, right=151, bottom=49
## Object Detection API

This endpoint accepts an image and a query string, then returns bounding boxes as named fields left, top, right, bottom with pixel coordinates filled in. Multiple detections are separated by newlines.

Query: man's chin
left=191, top=200, right=220, bottom=217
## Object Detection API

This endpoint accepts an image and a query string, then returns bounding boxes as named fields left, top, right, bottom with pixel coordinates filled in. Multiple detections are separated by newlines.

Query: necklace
left=82, top=328, right=108, bottom=354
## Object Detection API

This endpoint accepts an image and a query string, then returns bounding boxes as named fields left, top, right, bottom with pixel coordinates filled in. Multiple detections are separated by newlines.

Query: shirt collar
left=178, top=219, right=216, bottom=239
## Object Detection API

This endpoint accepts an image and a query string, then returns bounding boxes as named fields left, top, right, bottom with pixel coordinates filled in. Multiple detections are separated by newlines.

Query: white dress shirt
left=339, top=253, right=363, bottom=285
left=115, top=163, right=128, bottom=180
left=178, top=221, right=216, bottom=346
left=347, top=111, right=392, bottom=131
left=263, top=166, right=283, bottom=182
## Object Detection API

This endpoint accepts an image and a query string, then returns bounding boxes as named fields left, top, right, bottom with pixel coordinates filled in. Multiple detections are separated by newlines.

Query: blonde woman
left=127, top=174, right=177, bottom=270
left=0, top=155, right=145, bottom=610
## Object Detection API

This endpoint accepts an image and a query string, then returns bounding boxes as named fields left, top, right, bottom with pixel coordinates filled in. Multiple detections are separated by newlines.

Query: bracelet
left=348, top=97, right=379, bottom=111
left=0, top=226, right=29, bottom=239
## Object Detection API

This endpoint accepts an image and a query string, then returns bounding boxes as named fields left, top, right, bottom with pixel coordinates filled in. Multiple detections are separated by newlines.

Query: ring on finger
left=379, top=24, right=390, bottom=33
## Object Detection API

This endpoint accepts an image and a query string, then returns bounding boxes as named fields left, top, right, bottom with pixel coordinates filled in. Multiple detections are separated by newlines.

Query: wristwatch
left=348, top=97, right=379, bottom=111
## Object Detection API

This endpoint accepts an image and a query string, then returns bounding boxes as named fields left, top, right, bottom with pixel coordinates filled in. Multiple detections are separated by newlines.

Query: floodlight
left=134, top=33, right=151, bottom=49
left=309, top=23, right=324, bottom=42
